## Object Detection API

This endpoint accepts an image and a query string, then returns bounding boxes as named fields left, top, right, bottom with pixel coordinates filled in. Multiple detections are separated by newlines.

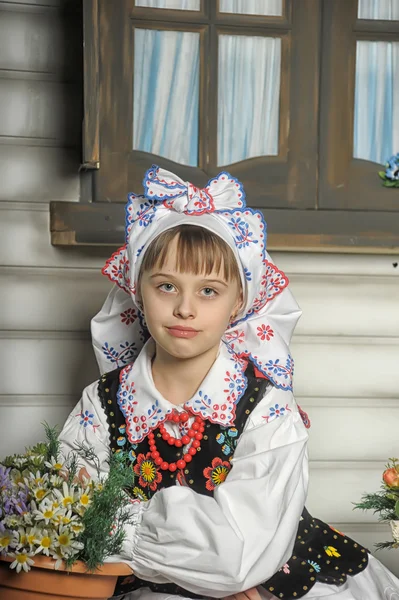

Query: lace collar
left=116, top=339, right=248, bottom=444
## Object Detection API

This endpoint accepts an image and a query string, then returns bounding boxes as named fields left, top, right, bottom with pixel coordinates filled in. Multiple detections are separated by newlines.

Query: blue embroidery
left=102, top=341, right=136, bottom=366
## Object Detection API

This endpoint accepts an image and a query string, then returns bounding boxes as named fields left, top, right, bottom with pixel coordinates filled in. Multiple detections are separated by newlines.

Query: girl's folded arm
left=57, top=381, right=111, bottom=479
left=119, top=386, right=309, bottom=597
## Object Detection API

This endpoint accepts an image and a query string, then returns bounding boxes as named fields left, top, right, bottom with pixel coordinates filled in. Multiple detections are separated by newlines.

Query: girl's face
left=139, top=236, right=242, bottom=362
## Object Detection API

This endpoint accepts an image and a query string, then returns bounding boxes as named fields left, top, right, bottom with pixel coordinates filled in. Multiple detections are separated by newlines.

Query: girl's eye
left=158, top=283, right=175, bottom=293
left=201, top=287, right=217, bottom=297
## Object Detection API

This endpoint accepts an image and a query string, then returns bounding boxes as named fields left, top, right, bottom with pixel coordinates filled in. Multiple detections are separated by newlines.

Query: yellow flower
left=9, top=551, right=35, bottom=573
left=0, top=531, right=14, bottom=550
left=324, top=546, right=341, bottom=558
left=133, top=487, right=148, bottom=502
left=34, top=530, right=55, bottom=556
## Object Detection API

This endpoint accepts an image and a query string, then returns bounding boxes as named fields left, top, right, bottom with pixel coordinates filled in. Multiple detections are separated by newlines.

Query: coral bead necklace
left=148, top=410, right=205, bottom=472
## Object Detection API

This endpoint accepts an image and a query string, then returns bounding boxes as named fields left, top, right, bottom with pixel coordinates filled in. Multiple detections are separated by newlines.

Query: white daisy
left=34, top=529, right=55, bottom=556
left=9, top=551, right=35, bottom=573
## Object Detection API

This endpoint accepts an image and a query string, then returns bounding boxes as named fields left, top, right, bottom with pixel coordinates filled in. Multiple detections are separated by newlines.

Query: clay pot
left=0, top=554, right=133, bottom=600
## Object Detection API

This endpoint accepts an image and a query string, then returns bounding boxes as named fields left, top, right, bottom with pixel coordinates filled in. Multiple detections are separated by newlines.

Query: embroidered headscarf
left=91, top=165, right=304, bottom=441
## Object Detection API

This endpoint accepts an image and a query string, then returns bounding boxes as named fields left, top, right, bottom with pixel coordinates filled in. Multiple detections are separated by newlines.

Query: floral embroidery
left=256, top=324, right=274, bottom=341
left=216, top=427, right=238, bottom=456
left=125, top=195, right=158, bottom=236
left=243, top=267, right=252, bottom=281
left=227, top=216, right=259, bottom=250
left=298, top=405, right=311, bottom=429
left=75, top=410, right=100, bottom=431
left=101, top=245, right=132, bottom=294
left=187, top=390, right=236, bottom=425
left=224, top=329, right=245, bottom=349
left=102, top=341, right=136, bottom=367
left=117, top=364, right=171, bottom=443
left=223, top=370, right=246, bottom=403
left=264, top=261, right=289, bottom=302
left=329, top=526, right=345, bottom=537
left=132, top=486, right=148, bottom=502
left=280, top=563, right=290, bottom=574
left=308, top=560, right=321, bottom=573
left=203, top=457, right=231, bottom=491
left=120, top=308, right=137, bottom=325
left=265, top=356, right=294, bottom=383
left=262, top=403, right=291, bottom=423
left=324, top=546, right=341, bottom=558
left=133, top=453, right=162, bottom=492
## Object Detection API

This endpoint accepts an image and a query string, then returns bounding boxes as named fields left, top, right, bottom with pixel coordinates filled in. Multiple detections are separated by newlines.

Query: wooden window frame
left=50, top=0, right=399, bottom=252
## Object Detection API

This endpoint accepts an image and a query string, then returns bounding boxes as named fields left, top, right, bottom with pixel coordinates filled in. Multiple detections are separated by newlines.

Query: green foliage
left=354, top=492, right=397, bottom=521
left=66, top=451, right=135, bottom=571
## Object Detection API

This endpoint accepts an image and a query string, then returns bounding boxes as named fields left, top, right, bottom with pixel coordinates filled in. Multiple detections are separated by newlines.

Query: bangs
left=139, top=225, right=241, bottom=284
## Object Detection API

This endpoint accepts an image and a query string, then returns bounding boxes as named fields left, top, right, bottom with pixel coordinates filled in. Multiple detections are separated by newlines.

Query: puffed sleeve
left=117, top=385, right=309, bottom=597
left=57, top=381, right=111, bottom=479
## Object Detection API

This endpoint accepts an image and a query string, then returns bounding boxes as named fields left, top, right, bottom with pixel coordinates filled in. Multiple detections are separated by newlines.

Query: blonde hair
left=138, top=225, right=242, bottom=286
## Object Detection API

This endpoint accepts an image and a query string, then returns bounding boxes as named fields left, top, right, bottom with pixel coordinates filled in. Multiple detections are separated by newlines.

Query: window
left=50, top=0, right=399, bottom=252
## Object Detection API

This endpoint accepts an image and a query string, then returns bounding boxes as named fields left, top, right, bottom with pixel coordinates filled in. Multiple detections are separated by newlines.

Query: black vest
left=98, top=365, right=369, bottom=599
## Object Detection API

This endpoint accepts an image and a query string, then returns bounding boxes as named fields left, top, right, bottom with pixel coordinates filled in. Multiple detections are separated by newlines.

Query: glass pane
left=133, top=29, right=200, bottom=166
left=219, top=0, right=282, bottom=17
left=358, top=0, right=399, bottom=20
left=218, top=35, right=281, bottom=166
left=135, top=0, right=200, bottom=9
left=354, top=41, right=399, bottom=164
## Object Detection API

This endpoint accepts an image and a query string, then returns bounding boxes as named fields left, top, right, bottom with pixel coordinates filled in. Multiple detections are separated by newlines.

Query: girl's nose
left=173, top=294, right=196, bottom=319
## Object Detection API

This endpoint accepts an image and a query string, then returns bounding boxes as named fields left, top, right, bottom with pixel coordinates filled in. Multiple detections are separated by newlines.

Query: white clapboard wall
left=1, top=0, right=399, bottom=578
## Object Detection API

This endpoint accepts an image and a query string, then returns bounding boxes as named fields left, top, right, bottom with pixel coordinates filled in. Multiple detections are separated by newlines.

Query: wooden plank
left=0, top=403, right=75, bottom=457
left=292, top=336, right=399, bottom=399
left=0, top=79, right=81, bottom=146
left=0, top=203, right=109, bottom=267
left=0, top=268, right=111, bottom=331
left=290, top=274, right=399, bottom=337
left=0, top=9, right=81, bottom=81
left=307, top=463, right=385, bottom=524
left=304, top=405, right=399, bottom=462
left=0, top=337, right=99, bottom=395
left=50, top=201, right=399, bottom=252
left=0, top=147, right=80, bottom=201
left=82, top=0, right=100, bottom=168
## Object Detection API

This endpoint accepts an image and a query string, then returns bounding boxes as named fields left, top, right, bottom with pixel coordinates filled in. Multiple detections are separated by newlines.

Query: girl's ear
left=231, top=291, right=244, bottom=321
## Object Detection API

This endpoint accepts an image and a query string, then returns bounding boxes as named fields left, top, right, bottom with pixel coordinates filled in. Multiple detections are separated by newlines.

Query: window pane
left=133, top=29, right=200, bottom=166
left=135, top=0, right=200, bottom=9
left=219, top=0, right=282, bottom=17
left=218, top=35, right=281, bottom=166
left=358, top=0, right=399, bottom=20
left=354, top=41, right=399, bottom=164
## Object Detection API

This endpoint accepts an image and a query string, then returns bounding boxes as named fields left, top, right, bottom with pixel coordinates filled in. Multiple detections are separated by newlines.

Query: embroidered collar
left=116, top=339, right=248, bottom=444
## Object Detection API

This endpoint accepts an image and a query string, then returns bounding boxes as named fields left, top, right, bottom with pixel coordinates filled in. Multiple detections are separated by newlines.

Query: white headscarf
left=91, top=165, right=302, bottom=395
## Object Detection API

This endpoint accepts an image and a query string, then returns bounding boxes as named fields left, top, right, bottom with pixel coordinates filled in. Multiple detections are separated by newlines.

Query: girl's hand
left=223, top=587, right=263, bottom=600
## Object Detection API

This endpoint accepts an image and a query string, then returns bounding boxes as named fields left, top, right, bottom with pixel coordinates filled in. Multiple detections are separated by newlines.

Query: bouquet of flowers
left=378, top=153, right=399, bottom=187
left=0, top=423, right=135, bottom=574
left=355, top=458, right=399, bottom=550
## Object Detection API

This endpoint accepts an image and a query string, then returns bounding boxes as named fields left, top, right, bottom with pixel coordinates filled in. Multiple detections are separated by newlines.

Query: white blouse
left=58, top=344, right=309, bottom=598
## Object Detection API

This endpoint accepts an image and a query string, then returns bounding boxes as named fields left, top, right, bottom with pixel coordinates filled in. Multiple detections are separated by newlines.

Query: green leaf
left=383, top=180, right=397, bottom=188
left=378, top=171, right=387, bottom=180
left=395, top=500, right=399, bottom=518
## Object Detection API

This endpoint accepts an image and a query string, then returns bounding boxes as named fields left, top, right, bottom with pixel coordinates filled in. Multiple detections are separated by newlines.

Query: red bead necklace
left=148, top=410, right=205, bottom=472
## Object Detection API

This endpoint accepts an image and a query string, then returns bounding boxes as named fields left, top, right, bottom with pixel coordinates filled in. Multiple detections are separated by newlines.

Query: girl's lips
left=166, top=327, right=199, bottom=339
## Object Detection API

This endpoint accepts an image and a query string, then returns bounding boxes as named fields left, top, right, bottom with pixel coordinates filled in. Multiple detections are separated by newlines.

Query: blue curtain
left=133, top=28, right=200, bottom=166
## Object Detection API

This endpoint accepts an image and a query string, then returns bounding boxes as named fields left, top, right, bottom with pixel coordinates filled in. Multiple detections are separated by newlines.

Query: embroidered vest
left=98, top=365, right=369, bottom=600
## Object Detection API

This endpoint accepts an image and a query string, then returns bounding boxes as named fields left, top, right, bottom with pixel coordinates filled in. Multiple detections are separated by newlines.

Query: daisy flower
left=44, top=456, right=65, bottom=472
left=53, top=482, right=77, bottom=509
left=54, top=526, right=84, bottom=557
left=34, top=529, right=55, bottom=556
left=34, top=500, right=61, bottom=525
left=9, top=550, right=35, bottom=573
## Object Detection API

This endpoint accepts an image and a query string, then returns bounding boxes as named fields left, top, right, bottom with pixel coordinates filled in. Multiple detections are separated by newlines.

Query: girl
left=59, top=166, right=399, bottom=600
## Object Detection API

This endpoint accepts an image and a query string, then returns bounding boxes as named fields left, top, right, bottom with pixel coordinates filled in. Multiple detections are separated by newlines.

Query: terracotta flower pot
left=0, top=554, right=133, bottom=600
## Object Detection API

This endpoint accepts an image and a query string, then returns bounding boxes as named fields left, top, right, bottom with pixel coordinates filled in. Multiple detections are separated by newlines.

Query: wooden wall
left=1, top=0, right=399, bottom=577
